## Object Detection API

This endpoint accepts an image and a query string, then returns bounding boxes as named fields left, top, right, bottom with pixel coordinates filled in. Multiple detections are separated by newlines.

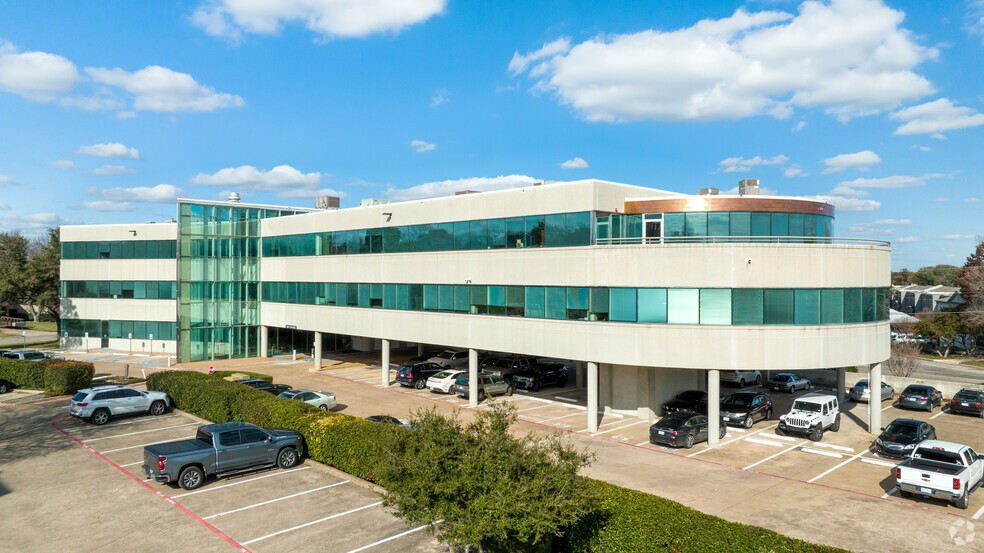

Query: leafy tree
left=891, top=268, right=912, bottom=286
left=377, top=402, right=596, bottom=553
left=913, top=311, right=966, bottom=357
left=25, top=228, right=61, bottom=321
left=957, top=238, right=984, bottom=331
left=0, top=232, right=31, bottom=317
left=911, top=264, right=961, bottom=287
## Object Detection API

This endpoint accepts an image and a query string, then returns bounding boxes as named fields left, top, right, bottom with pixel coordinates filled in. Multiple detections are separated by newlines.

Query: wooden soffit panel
left=624, top=197, right=834, bottom=218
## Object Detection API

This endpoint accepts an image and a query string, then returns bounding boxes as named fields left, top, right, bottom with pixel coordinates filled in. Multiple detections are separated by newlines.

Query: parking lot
left=1, top=397, right=442, bottom=553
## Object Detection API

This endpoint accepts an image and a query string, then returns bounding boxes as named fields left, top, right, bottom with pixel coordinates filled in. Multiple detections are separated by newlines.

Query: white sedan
left=278, top=389, right=337, bottom=410
left=427, top=370, right=466, bottom=394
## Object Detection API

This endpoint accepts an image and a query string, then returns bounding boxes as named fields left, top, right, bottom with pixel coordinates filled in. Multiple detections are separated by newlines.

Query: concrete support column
left=707, top=369, right=721, bottom=448
left=313, top=332, right=323, bottom=369
left=868, top=363, right=882, bottom=434
left=381, top=339, right=391, bottom=387
left=575, top=361, right=584, bottom=388
left=259, top=326, right=269, bottom=358
left=587, top=362, right=599, bottom=432
left=468, top=349, right=479, bottom=408
left=836, top=367, right=846, bottom=405
left=417, top=343, right=425, bottom=356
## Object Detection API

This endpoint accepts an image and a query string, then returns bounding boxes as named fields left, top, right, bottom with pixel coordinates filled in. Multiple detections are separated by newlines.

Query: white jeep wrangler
left=777, top=393, right=840, bottom=441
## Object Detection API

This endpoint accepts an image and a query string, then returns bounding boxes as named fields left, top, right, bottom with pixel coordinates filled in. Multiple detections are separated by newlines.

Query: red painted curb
left=50, top=417, right=252, bottom=553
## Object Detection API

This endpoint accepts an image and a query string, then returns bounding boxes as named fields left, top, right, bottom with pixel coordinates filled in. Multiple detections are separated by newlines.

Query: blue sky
left=1, top=0, right=982, bottom=270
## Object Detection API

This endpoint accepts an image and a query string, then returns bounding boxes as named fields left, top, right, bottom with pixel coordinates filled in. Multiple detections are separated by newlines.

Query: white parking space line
left=882, top=403, right=894, bottom=412
left=66, top=414, right=181, bottom=432
left=516, top=404, right=554, bottom=413
left=203, top=481, right=349, bottom=519
left=553, top=396, right=578, bottom=403
left=812, top=442, right=854, bottom=453
left=806, top=451, right=867, bottom=483
left=685, top=425, right=777, bottom=457
left=800, top=447, right=843, bottom=459
left=930, top=410, right=948, bottom=420
left=972, top=503, right=984, bottom=520
left=744, top=441, right=807, bottom=470
left=344, top=522, right=438, bottom=553
left=746, top=437, right=785, bottom=447
left=536, top=411, right=586, bottom=424
left=100, top=436, right=196, bottom=454
left=771, top=434, right=796, bottom=442
left=83, top=423, right=199, bottom=442
left=862, top=457, right=898, bottom=468
left=635, top=440, right=651, bottom=446
left=171, top=467, right=310, bottom=498
left=119, top=461, right=144, bottom=467
left=881, top=488, right=897, bottom=499
left=592, top=420, right=649, bottom=437
left=727, top=427, right=745, bottom=433
left=241, top=501, right=383, bottom=545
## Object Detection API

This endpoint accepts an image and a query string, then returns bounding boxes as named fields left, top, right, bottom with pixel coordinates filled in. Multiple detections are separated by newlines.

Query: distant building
left=892, top=284, right=964, bottom=313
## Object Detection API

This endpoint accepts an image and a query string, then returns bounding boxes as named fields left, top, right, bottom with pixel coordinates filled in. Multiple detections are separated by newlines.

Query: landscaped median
left=147, top=370, right=846, bottom=553
left=0, top=358, right=94, bottom=395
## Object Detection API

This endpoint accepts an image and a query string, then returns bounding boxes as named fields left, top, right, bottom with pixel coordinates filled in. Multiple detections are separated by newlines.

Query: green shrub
left=210, top=370, right=273, bottom=383
left=42, top=361, right=94, bottom=395
left=0, top=358, right=46, bottom=389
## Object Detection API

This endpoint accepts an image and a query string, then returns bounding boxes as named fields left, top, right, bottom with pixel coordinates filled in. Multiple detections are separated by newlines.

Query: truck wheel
left=178, top=466, right=204, bottom=490
left=505, top=385, right=514, bottom=396
left=533, top=381, right=542, bottom=392
left=277, top=447, right=300, bottom=469
left=684, top=434, right=695, bottom=449
left=477, top=391, right=486, bottom=403
left=809, top=425, right=823, bottom=442
left=830, top=414, right=841, bottom=432
left=0, top=382, right=7, bottom=394
left=956, top=489, right=969, bottom=510
left=91, top=409, right=110, bottom=426
left=149, top=400, right=166, bottom=416
left=414, top=379, right=426, bottom=390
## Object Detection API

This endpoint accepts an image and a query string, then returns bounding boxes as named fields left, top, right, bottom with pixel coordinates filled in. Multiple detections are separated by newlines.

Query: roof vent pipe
left=228, top=192, right=241, bottom=203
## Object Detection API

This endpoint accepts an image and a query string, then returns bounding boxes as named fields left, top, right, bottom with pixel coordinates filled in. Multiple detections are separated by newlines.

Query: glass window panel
left=505, top=217, right=525, bottom=248
left=369, top=228, right=383, bottom=253
left=862, top=288, right=876, bottom=322
left=707, top=212, right=729, bottom=238
left=699, top=289, right=731, bottom=325
left=383, top=227, right=405, bottom=253
left=609, top=288, right=637, bottom=322
left=134, top=281, right=147, bottom=299
left=469, top=220, right=487, bottom=250
left=396, top=284, right=409, bottom=310
left=730, top=212, right=751, bottom=237
left=794, top=289, right=820, bottom=325
left=566, top=287, right=588, bottom=320
left=505, top=286, right=525, bottom=316
left=134, top=241, right=148, bottom=259
left=408, top=284, right=423, bottom=310
left=595, top=216, right=610, bottom=240
left=764, top=289, right=794, bottom=324
left=732, top=289, right=764, bottom=325
left=623, top=214, right=643, bottom=242
left=486, top=219, right=506, bottom=249
left=453, top=222, right=470, bottom=251
left=821, top=289, right=844, bottom=324
left=121, top=241, right=134, bottom=258
left=668, top=289, right=700, bottom=324
left=545, top=287, right=566, bottom=319
left=566, top=212, right=591, bottom=246
left=751, top=213, right=771, bottom=238
left=637, top=288, right=668, bottom=323
left=525, top=215, right=545, bottom=247
left=453, top=285, right=470, bottom=313
left=487, top=285, right=505, bottom=315
left=109, top=320, right=121, bottom=338
left=821, top=216, right=832, bottom=238
left=383, top=284, right=397, bottom=309
left=97, top=281, right=110, bottom=298
left=525, top=286, right=545, bottom=318
left=435, top=223, right=453, bottom=251
left=145, top=240, right=159, bottom=259
left=804, top=215, right=818, bottom=238
left=423, top=285, right=439, bottom=311
left=771, top=213, right=789, bottom=237
left=844, top=289, right=862, bottom=323
left=110, top=241, right=122, bottom=259
left=588, top=287, right=609, bottom=321
left=544, top=214, right=566, bottom=247
left=469, top=285, right=488, bottom=314
left=145, top=281, right=159, bottom=299
left=663, top=213, right=685, bottom=238
left=357, top=283, right=370, bottom=307
left=788, top=213, right=804, bottom=240
left=877, top=288, right=888, bottom=320
left=370, top=284, right=383, bottom=307
left=684, top=212, right=707, bottom=237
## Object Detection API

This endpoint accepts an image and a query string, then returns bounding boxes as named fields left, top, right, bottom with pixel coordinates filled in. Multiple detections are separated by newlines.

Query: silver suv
left=69, top=385, right=171, bottom=425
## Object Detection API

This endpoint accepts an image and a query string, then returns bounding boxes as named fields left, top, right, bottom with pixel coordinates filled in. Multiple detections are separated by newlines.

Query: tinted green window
left=544, top=214, right=566, bottom=247
left=423, top=285, right=439, bottom=311
left=707, top=212, right=729, bottom=237
left=525, top=215, right=545, bottom=247
left=487, top=285, right=506, bottom=315
left=684, top=212, right=707, bottom=237
left=487, top=219, right=506, bottom=249
left=788, top=213, right=804, bottom=239
left=862, top=288, right=876, bottom=322
left=588, top=288, right=609, bottom=321
left=545, top=287, right=566, bottom=319
left=794, top=289, right=820, bottom=324
left=453, top=285, right=470, bottom=313
left=732, top=289, right=764, bottom=325
left=566, top=287, right=588, bottom=320
left=470, top=285, right=488, bottom=314
left=730, top=212, right=751, bottom=237
left=699, top=289, right=731, bottom=325
left=505, top=286, right=525, bottom=316
left=751, top=213, right=771, bottom=237
left=663, top=213, right=685, bottom=238
left=637, top=288, right=667, bottom=323
left=609, top=288, right=637, bottom=322
left=370, top=283, right=383, bottom=307
left=821, top=289, right=844, bottom=324
left=396, top=284, right=409, bottom=310
left=566, top=212, right=591, bottom=246
left=804, top=215, right=817, bottom=238
left=843, top=288, right=862, bottom=323
left=771, top=213, right=788, bottom=237
left=877, top=288, right=888, bottom=320
left=383, top=284, right=397, bottom=309
left=469, top=220, right=487, bottom=250
left=505, top=217, right=525, bottom=248
left=453, top=222, right=470, bottom=251
left=525, top=286, right=545, bottom=318
left=667, top=289, right=699, bottom=324
left=145, top=281, right=159, bottom=299
left=408, top=284, right=423, bottom=310
left=764, top=289, right=794, bottom=324
left=383, top=227, right=405, bottom=253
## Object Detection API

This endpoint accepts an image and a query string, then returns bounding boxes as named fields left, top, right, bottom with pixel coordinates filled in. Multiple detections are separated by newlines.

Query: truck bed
left=144, top=438, right=211, bottom=457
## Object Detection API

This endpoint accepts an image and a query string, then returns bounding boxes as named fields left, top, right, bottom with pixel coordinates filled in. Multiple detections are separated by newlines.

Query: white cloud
left=820, top=150, right=881, bottom=174
left=79, top=143, right=140, bottom=159
left=508, top=38, right=571, bottom=75
left=276, top=187, right=347, bottom=200
left=892, top=98, right=984, bottom=135
left=430, top=88, right=450, bottom=107
left=60, top=93, right=123, bottom=111
left=897, top=236, right=919, bottom=243
left=386, top=175, right=537, bottom=201
left=80, top=201, right=136, bottom=212
left=0, top=42, right=80, bottom=102
left=837, top=173, right=947, bottom=189
left=561, top=157, right=589, bottom=169
left=192, top=165, right=321, bottom=190
left=943, top=234, right=975, bottom=240
left=910, top=145, right=932, bottom=152
left=92, top=164, right=137, bottom=176
left=968, top=0, right=984, bottom=43
left=410, top=139, right=435, bottom=153
left=965, top=197, right=981, bottom=203
left=791, top=121, right=807, bottom=132
left=0, top=203, right=8, bottom=210
left=511, top=0, right=936, bottom=123
left=811, top=195, right=881, bottom=212
left=116, top=110, right=137, bottom=119
left=49, top=160, right=78, bottom=170
left=1, top=212, right=81, bottom=230
left=0, top=174, right=13, bottom=185
left=191, top=0, right=446, bottom=40
left=90, top=184, right=184, bottom=203
left=847, top=219, right=910, bottom=234
left=872, top=218, right=913, bottom=226
left=717, top=155, right=788, bottom=173
left=934, top=197, right=948, bottom=202
left=783, top=164, right=806, bottom=178
left=86, top=65, right=245, bottom=112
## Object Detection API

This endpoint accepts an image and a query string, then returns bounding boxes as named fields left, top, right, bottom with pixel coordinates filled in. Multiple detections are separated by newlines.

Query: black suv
left=395, top=362, right=444, bottom=389
left=235, top=378, right=292, bottom=395
left=949, top=389, right=984, bottom=417
left=720, top=391, right=773, bottom=428
left=512, top=363, right=569, bottom=392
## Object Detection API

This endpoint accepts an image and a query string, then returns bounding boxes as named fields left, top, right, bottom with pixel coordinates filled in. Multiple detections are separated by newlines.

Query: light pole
left=84, top=331, right=89, bottom=353
left=149, top=333, right=153, bottom=354
left=128, top=332, right=133, bottom=355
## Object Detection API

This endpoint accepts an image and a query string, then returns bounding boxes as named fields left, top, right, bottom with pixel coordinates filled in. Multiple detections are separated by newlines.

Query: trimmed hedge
left=0, top=358, right=93, bottom=395
left=210, top=370, right=273, bottom=383
left=147, top=371, right=847, bottom=553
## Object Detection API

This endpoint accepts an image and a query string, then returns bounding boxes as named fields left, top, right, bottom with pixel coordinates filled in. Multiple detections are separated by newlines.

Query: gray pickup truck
left=142, top=421, right=303, bottom=490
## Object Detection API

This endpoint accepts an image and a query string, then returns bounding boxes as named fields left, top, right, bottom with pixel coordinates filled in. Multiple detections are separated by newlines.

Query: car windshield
left=677, top=391, right=704, bottom=401
left=883, top=422, right=917, bottom=440
left=654, top=415, right=689, bottom=428
left=775, top=375, right=791, bottom=382
left=722, top=395, right=753, bottom=407
left=854, top=380, right=869, bottom=388
left=903, top=386, right=928, bottom=394
left=792, top=400, right=821, bottom=412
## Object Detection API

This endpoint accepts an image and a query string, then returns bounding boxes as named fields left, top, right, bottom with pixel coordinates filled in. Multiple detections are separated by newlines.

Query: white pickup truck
left=894, top=440, right=984, bottom=509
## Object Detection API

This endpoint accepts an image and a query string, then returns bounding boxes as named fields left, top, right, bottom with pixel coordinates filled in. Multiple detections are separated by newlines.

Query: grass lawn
left=960, top=360, right=984, bottom=368
left=24, top=321, right=57, bottom=332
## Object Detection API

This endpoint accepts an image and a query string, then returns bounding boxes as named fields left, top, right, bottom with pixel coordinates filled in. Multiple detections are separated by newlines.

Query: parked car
left=0, top=377, right=13, bottom=394
left=396, top=362, right=444, bottom=389
left=720, top=391, right=773, bottom=428
left=897, top=384, right=943, bottom=412
left=767, top=373, right=811, bottom=393
left=452, top=374, right=514, bottom=402
left=894, top=440, right=984, bottom=509
left=512, top=363, right=569, bottom=392
left=426, top=370, right=466, bottom=394
left=848, top=379, right=894, bottom=403
left=777, top=393, right=841, bottom=441
left=662, top=390, right=715, bottom=416
left=69, top=385, right=171, bottom=426
left=278, top=389, right=336, bottom=410
left=949, top=389, right=984, bottom=418
left=365, top=415, right=412, bottom=429
left=649, top=411, right=726, bottom=449
left=1, top=350, right=47, bottom=361
left=426, top=349, right=469, bottom=369
left=875, top=418, right=936, bottom=459
left=720, top=370, right=762, bottom=388
left=235, top=378, right=292, bottom=395
left=141, top=421, right=302, bottom=490
left=481, top=357, right=537, bottom=382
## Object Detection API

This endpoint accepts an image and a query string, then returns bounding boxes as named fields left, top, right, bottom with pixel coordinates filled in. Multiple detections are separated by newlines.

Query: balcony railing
left=594, top=236, right=891, bottom=247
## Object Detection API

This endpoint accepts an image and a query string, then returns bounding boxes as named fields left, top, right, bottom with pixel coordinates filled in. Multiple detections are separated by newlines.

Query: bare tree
left=885, top=342, right=920, bottom=377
